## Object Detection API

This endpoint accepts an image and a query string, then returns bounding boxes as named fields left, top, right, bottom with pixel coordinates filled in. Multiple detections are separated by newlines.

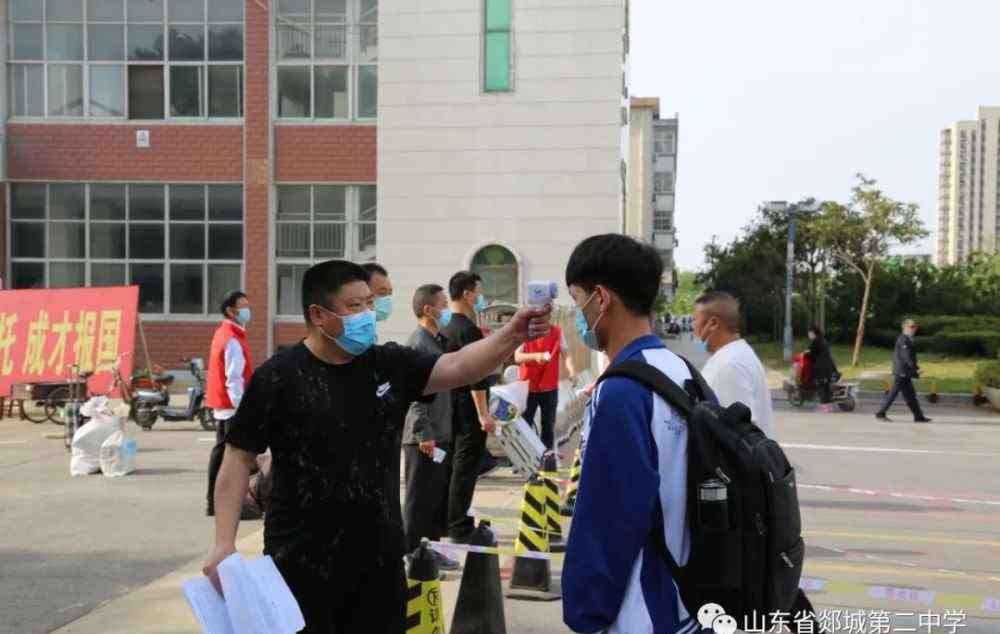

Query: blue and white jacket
left=563, top=336, right=699, bottom=634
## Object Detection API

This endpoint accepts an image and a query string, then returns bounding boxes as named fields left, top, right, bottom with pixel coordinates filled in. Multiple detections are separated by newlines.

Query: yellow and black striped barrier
left=560, top=448, right=582, bottom=517
left=506, top=474, right=560, bottom=600
left=540, top=455, right=566, bottom=553
left=406, top=540, right=446, bottom=634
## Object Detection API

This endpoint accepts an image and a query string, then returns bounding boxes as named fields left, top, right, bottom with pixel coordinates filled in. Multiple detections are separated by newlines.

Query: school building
left=1, top=0, right=631, bottom=367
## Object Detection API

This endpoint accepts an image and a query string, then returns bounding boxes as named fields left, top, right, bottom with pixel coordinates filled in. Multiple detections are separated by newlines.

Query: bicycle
left=46, top=354, right=136, bottom=426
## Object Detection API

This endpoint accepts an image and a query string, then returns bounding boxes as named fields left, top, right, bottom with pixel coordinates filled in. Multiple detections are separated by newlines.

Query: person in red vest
left=515, top=323, right=577, bottom=451
left=206, top=291, right=254, bottom=518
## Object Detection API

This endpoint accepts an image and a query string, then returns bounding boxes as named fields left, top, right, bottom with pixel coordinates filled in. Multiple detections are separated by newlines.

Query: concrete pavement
left=3, top=394, right=1000, bottom=633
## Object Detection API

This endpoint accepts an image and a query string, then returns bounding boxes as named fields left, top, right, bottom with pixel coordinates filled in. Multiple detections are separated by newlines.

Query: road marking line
left=198, top=437, right=214, bottom=442
left=806, top=530, right=1000, bottom=548
left=0, top=440, right=28, bottom=445
left=799, top=483, right=1000, bottom=507
left=783, top=442, right=996, bottom=458
left=807, top=562, right=1000, bottom=583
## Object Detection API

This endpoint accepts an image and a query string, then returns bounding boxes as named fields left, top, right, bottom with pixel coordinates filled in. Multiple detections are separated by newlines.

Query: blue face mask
left=474, top=294, right=487, bottom=313
left=574, top=292, right=604, bottom=351
left=235, top=307, right=251, bottom=325
left=695, top=338, right=709, bottom=353
left=437, top=308, right=453, bottom=328
left=318, top=307, right=376, bottom=356
left=373, top=296, right=393, bottom=322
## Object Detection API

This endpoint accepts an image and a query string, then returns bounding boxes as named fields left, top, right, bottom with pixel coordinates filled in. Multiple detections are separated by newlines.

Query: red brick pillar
left=243, top=0, right=271, bottom=365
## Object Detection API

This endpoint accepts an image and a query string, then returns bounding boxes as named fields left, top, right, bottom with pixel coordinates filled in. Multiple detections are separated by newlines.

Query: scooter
left=783, top=352, right=858, bottom=412
left=132, top=357, right=215, bottom=431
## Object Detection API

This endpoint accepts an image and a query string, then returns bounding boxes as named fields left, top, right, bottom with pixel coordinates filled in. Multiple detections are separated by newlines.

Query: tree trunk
left=851, top=271, right=873, bottom=366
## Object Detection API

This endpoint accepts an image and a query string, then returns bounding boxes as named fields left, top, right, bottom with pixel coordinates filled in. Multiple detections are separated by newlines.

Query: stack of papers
left=183, top=554, right=305, bottom=634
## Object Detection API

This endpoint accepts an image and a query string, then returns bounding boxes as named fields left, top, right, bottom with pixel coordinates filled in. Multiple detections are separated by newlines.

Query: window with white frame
left=6, top=0, right=244, bottom=120
left=275, top=0, right=378, bottom=120
left=275, top=184, right=376, bottom=315
left=9, top=182, right=244, bottom=316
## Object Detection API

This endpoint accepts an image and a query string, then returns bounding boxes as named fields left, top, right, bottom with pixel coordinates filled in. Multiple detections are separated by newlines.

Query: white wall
left=377, top=0, right=626, bottom=342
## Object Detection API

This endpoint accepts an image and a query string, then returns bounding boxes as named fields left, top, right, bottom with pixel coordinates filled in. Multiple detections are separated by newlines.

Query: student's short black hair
left=361, top=262, right=389, bottom=280
left=220, top=291, right=247, bottom=319
left=448, top=271, right=482, bottom=302
left=565, top=234, right=663, bottom=316
left=301, top=260, right=370, bottom=322
left=412, top=284, right=444, bottom=318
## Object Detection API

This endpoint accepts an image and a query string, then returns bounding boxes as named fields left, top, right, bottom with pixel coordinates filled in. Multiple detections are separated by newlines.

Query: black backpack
left=597, top=359, right=816, bottom=630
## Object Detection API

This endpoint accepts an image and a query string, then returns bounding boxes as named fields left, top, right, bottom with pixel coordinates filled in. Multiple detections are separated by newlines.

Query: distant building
left=937, top=107, right=1000, bottom=265
left=626, top=97, right=677, bottom=299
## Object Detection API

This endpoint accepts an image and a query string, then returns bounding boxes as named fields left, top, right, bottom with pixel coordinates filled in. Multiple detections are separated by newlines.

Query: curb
left=771, top=389, right=992, bottom=409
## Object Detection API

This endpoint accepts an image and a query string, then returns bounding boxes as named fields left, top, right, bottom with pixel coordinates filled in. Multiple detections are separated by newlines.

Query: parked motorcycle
left=132, top=357, right=215, bottom=431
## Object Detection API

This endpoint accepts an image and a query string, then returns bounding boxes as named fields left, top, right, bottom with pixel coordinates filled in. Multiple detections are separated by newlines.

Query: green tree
left=669, top=271, right=704, bottom=317
left=813, top=175, right=928, bottom=366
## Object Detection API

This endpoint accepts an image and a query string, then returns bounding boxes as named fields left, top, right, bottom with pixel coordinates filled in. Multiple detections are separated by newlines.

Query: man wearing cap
left=876, top=319, right=931, bottom=423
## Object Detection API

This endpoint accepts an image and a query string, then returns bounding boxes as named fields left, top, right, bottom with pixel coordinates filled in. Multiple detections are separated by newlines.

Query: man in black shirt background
left=202, top=260, right=550, bottom=633
left=441, top=271, right=498, bottom=544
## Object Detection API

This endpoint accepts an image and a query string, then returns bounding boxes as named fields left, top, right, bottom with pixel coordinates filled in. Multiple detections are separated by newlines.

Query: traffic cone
left=450, top=521, right=507, bottom=634
left=540, top=454, right=566, bottom=553
left=560, top=448, right=581, bottom=517
left=405, top=540, right=446, bottom=634
left=506, top=475, right=560, bottom=601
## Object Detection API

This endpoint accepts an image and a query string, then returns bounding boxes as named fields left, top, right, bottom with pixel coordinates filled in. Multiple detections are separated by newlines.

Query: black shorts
left=274, top=557, right=406, bottom=634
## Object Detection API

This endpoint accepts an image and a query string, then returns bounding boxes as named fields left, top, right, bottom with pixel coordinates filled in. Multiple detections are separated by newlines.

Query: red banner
left=0, top=286, right=139, bottom=397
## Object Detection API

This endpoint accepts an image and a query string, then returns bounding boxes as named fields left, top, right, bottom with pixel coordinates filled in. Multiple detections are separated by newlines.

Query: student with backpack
left=562, top=234, right=813, bottom=634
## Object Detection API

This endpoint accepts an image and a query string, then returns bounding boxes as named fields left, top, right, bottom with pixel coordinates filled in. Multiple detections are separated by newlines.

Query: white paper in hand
left=245, top=556, right=306, bottom=634
left=183, top=578, right=235, bottom=634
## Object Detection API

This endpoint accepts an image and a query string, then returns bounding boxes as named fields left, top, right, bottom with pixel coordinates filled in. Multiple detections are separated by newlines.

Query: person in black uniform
left=441, top=271, right=498, bottom=544
left=876, top=319, right=931, bottom=423
left=805, top=325, right=838, bottom=404
left=202, top=260, right=551, bottom=633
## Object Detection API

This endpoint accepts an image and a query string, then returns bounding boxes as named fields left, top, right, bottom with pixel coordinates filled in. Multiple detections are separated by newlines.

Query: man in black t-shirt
left=440, top=271, right=498, bottom=543
left=202, top=260, right=551, bottom=634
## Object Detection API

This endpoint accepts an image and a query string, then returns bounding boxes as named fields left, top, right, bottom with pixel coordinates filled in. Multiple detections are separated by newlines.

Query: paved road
left=2, top=397, right=998, bottom=633
left=0, top=419, right=258, bottom=634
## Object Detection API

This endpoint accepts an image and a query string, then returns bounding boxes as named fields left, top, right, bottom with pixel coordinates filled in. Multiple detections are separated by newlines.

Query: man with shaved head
left=692, top=291, right=775, bottom=438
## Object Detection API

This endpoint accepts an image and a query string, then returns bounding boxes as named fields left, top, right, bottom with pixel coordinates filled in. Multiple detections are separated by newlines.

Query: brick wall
left=0, top=183, right=6, bottom=287
left=275, top=126, right=376, bottom=182
left=274, top=322, right=307, bottom=352
left=6, top=124, right=243, bottom=182
left=242, top=0, right=271, bottom=364
left=133, top=321, right=218, bottom=371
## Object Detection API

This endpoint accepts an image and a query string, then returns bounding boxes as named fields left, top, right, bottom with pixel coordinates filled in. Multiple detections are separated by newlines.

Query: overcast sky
left=629, top=0, right=1000, bottom=271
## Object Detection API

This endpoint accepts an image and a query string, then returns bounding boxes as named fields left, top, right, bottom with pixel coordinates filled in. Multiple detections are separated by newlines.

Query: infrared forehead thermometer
left=527, top=281, right=558, bottom=306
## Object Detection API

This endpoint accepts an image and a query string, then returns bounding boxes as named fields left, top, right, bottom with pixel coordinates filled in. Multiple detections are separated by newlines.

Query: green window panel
left=484, top=32, right=510, bottom=92
left=485, top=0, right=511, bottom=31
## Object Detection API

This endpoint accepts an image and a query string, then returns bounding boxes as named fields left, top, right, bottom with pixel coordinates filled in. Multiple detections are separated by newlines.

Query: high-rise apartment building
left=937, top=107, right=1000, bottom=265
left=626, top=97, right=677, bottom=299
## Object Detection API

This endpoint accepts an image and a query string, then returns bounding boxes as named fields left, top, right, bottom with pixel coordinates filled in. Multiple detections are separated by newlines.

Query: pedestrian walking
left=562, top=234, right=698, bottom=633
left=202, top=260, right=550, bottom=633
left=402, top=284, right=460, bottom=571
left=876, top=319, right=931, bottom=423
left=205, top=291, right=256, bottom=519
left=514, top=323, right=577, bottom=450
left=693, top=291, right=775, bottom=438
left=804, top=325, right=838, bottom=405
left=441, top=271, right=498, bottom=544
